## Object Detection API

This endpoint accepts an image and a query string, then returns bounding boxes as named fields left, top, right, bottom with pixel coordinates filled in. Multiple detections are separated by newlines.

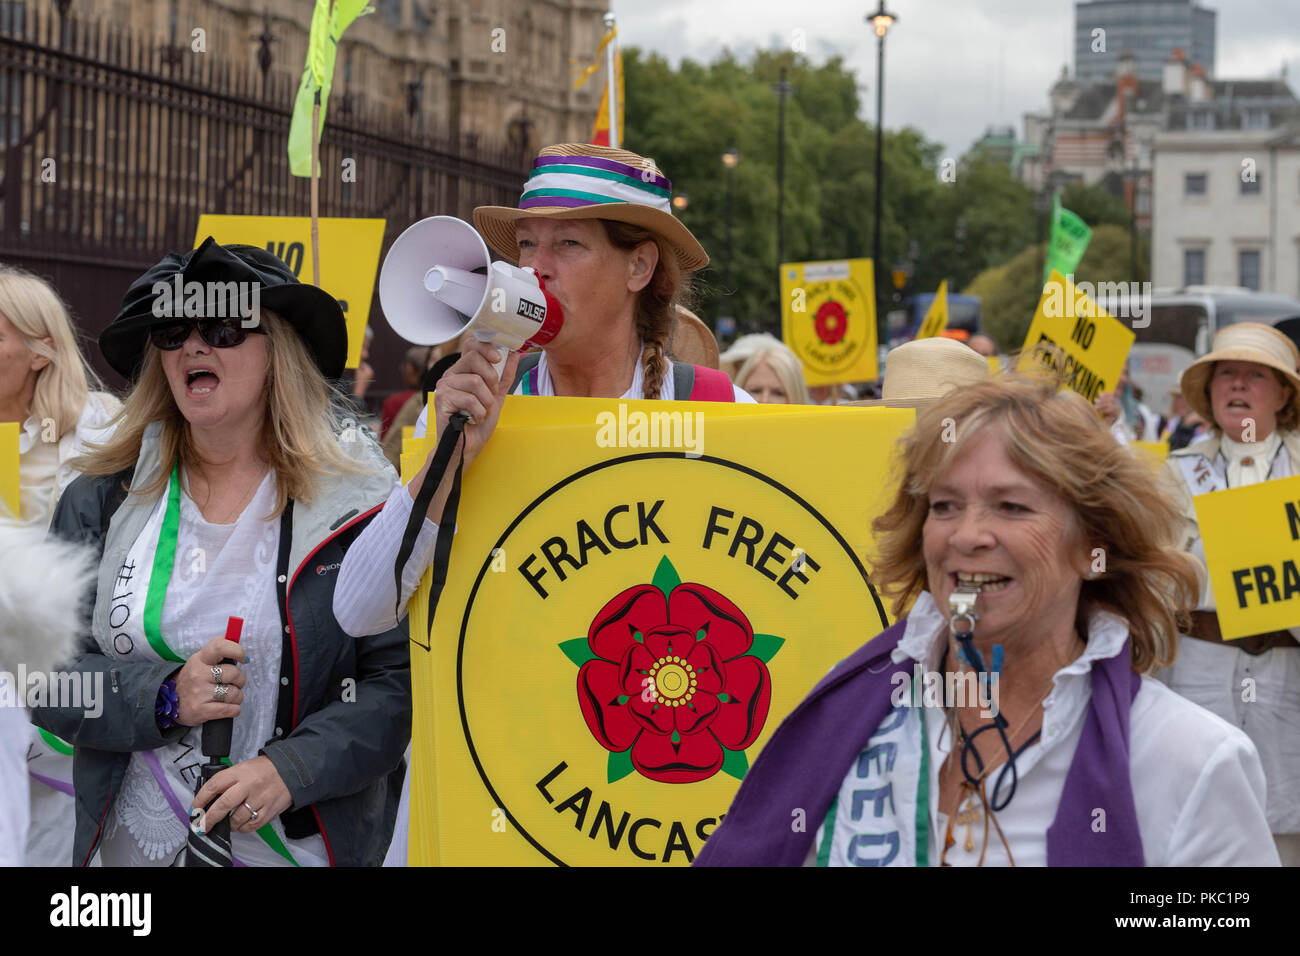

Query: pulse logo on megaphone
left=379, top=216, right=564, bottom=372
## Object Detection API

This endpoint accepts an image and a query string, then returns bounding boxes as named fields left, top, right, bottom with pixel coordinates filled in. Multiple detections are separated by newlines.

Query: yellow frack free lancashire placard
left=780, top=259, right=879, bottom=386
left=1018, top=270, right=1135, bottom=402
left=0, top=421, right=19, bottom=518
left=1194, top=474, right=1300, bottom=640
left=194, top=215, right=386, bottom=369
left=401, top=397, right=913, bottom=865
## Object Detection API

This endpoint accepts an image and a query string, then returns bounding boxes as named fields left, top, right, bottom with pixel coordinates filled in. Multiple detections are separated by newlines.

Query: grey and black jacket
left=33, top=421, right=411, bottom=866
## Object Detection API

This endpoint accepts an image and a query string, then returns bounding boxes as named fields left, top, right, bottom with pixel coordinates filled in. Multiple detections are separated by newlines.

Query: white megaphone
left=378, top=215, right=564, bottom=380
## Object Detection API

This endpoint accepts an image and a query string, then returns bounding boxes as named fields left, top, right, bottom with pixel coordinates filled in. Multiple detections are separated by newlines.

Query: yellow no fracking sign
left=194, top=215, right=386, bottom=369
left=1194, top=474, right=1300, bottom=640
left=1018, top=270, right=1134, bottom=402
left=780, top=259, right=878, bottom=386
left=401, top=396, right=913, bottom=865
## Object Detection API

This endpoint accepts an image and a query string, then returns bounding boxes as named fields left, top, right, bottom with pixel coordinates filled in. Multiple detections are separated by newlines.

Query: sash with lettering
left=1175, top=439, right=1290, bottom=495
left=98, top=470, right=307, bottom=866
left=813, top=691, right=929, bottom=866
left=694, top=618, right=1145, bottom=867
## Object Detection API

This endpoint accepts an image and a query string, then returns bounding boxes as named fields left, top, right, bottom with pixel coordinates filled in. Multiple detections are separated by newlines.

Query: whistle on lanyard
left=948, top=586, right=988, bottom=673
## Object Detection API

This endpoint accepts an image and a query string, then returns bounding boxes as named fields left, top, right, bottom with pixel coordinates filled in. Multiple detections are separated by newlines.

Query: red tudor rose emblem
left=561, top=557, right=782, bottom=785
left=814, top=299, right=849, bottom=345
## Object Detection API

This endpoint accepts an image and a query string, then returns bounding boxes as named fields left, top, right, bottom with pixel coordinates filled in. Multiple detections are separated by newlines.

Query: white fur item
left=0, top=518, right=97, bottom=675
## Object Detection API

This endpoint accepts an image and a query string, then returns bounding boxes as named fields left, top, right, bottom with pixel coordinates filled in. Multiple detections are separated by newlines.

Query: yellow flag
left=916, top=280, right=948, bottom=339
left=572, top=27, right=616, bottom=89
left=288, top=1, right=374, bottom=178
left=590, top=47, right=623, bottom=147
left=307, top=0, right=331, bottom=87
left=574, top=27, right=622, bottom=146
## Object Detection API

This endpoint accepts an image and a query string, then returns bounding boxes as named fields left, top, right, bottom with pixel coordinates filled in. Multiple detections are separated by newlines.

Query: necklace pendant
left=955, top=795, right=981, bottom=853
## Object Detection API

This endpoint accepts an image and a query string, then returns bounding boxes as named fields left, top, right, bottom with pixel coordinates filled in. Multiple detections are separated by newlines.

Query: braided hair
left=600, top=220, right=692, bottom=400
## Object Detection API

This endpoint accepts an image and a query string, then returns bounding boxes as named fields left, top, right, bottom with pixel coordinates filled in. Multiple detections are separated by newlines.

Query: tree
left=622, top=48, right=1040, bottom=338
left=1059, top=182, right=1131, bottom=229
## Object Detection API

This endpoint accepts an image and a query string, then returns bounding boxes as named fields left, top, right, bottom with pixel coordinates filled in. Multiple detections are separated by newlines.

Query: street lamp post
left=773, top=70, right=794, bottom=301
left=722, top=146, right=739, bottom=293
left=1129, top=153, right=1140, bottom=282
left=868, top=2, right=897, bottom=347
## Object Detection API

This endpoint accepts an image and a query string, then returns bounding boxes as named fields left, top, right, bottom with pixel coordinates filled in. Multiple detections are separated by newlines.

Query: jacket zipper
left=280, top=501, right=385, bottom=867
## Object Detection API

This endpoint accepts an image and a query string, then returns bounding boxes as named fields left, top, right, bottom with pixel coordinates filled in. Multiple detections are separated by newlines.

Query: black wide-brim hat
left=100, top=236, right=348, bottom=380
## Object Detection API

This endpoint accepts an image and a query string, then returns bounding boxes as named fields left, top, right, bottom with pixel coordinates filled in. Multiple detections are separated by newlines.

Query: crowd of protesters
left=1, top=142, right=1295, bottom=867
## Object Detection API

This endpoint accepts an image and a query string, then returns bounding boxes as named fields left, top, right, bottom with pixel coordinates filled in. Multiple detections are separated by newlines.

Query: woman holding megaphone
left=335, top=145, right=751, bottom=866
left=335, top=144, right=751, bottom=637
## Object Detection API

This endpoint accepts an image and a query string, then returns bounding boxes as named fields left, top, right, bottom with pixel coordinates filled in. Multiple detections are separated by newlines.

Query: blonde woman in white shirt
left=0, top=265, right=119, bottom=868
left=1159, top=322, right=1300, bottom=865
left=0, top=264, right=120, bottom=527
left=698, top=374, right=1277, bottom=867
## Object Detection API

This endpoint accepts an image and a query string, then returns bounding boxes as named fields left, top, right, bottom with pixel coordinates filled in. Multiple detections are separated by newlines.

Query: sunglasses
left=149, top=319, right=268, bottom=351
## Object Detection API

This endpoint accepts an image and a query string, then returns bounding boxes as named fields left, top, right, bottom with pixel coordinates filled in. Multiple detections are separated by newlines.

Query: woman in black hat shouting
left=32, top=239, right=411, bottom=866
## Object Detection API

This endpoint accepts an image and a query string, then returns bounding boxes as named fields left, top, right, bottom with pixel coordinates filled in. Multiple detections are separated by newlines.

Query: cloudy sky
left=610, top=0, right=1300, bottom=157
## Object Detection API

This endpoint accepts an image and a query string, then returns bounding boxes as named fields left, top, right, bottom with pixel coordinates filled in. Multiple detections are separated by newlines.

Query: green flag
left=288, top=0, right=374, bottom=178
left=1043, top=194, right=1092, bottom=285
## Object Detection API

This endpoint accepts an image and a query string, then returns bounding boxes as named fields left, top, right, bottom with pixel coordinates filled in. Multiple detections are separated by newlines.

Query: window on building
left=1239, top=249, right=1261, bottom=291
left=1241, top=173, right=1262, bottom=196
left=1184, top=249, right=1206, bottom=287
left=1241, top=108, right=1271, bottom=130
left=1184, top=173, right=1207, bottom=196
left=0, top=1, right=25, bottom=32
left=1188, top=111, right=1216, bottom=130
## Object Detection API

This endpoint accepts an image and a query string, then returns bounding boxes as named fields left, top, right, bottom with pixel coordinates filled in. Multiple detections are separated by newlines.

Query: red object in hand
left=225, top=617, right=244, bottom=645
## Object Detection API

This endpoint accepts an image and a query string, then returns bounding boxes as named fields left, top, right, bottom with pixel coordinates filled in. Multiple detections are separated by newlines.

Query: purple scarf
left=694, top=617, right=1144, bottom=866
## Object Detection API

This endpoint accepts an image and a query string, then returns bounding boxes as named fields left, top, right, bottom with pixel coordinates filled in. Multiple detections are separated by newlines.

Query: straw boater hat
left=852, top=337, right=992, bottom=408
left=671, top=305, right=720, bottom=369
left=474, top=143, right=709, bottom=274
left=1179, top=322, right=1300, bottom=424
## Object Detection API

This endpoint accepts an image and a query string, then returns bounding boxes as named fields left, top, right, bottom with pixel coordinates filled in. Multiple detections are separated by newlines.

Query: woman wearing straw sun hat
left=1158, top=321, right=1300, bottom=865
left=333, top=143, right=752, bottom=866
left=335, top=143, right=752, bottom=641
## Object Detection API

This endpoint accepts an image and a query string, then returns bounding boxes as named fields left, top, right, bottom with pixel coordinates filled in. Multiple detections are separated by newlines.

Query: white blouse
left=336, top=348, right=752, bottom=638
left=811, top=593, right=1279, bottom=866
left=97, top=473, right=326, bottom=867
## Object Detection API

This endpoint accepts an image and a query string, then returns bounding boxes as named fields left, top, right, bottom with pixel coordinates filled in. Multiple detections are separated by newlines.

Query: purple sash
left=694, top=617, right=1144, bottom=867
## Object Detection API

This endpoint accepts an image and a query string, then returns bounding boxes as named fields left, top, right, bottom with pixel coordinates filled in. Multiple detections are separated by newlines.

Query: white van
left=1096, top=287, right=1300, bottom=418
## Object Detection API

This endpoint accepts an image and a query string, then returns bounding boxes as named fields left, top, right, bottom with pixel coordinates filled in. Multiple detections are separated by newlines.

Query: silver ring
left=211, top=665, right=223, bottom=682
left=213, top=684, right=229, bottom=702
left=243, top=801, right=259, bottom=822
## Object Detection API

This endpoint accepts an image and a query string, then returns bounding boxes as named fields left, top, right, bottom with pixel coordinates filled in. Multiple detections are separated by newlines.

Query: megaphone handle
left=472, top=330, right=509, bottom=384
